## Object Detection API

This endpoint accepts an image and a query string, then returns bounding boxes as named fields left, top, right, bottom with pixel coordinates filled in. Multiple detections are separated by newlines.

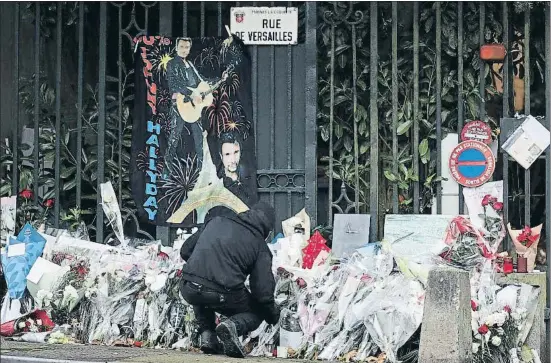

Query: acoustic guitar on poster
left=175, top=65, right=235, bottom=123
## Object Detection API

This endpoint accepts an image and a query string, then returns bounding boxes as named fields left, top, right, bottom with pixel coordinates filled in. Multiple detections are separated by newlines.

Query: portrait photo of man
left=216, top=132, right=258, bottom=207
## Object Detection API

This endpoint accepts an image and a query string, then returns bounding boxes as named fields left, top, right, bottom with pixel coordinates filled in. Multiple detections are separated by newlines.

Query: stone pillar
left=419, top=267, right=472, bottom=363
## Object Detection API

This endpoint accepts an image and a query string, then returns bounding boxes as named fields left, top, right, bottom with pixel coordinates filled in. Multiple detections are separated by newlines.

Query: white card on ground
left=7, top=242, right=26, bottom=257
left=26, top=257, right=61, bottom=284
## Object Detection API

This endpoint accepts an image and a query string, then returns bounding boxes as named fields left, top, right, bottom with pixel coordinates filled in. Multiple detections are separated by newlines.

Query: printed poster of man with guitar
left=132, top=34, right=258, bottom=227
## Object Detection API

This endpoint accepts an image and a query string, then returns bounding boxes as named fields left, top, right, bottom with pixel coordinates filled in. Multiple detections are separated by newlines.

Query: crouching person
left=179, top=202, right=280, bottom=358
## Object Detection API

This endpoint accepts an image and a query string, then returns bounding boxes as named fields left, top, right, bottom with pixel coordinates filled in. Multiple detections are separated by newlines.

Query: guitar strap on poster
left=131, top=35, right=258, bottom=227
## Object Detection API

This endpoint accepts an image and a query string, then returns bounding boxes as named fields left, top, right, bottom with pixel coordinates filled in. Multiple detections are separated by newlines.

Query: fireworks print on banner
left=132, top=35, right=258, bottom=226
left=207, top=90, right=251, bottom=138
left=157, top=154, right=200, bottom=218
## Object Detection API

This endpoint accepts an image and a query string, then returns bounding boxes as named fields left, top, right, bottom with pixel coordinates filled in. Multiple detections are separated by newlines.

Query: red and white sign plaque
left=460, top=120, right=493, bottom=145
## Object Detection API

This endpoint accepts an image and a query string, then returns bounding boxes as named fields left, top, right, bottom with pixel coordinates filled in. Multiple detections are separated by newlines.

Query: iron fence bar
left=545, top=2, right=551, bottom=354
left=217, top=2, right=222, bottom=37
left=523, top=9, right=531, bottom=227
left=252, top=1, right=258, bottom=154
left=117, top=5, right=123, bottom=205
left=159, top=1, right=173, bottom=246
left=369, top=2, right=378, bottom=242
left=96, top=2, right=107, bottom=243
left=54, top=4, right=62, bottom=227
left=457, top=2, right=464, bottom=215
left=502, top=1, right=511, bottom=251
left=200, top=2, right=205, bottom=38
left=271, top=1, right=276, bottom=172
left=352, top=22, right=359, bottom=213
left=328, top=15, right=335, bottom=226
left=76, top=3, right=84, bottom=209
left=412, top=2, right=420, bottom=214
left=33, top=3, right=40, bottom=206
left=479, top=2, right=486, bottom=120
left=287, top=0, right=293, bottom=218
left=183, top=2, right=188, bottom=36
left=304, top=1, right=317, bottom=227
left=12, top=3, right=20, bottom=196
left=435, top=2, right=442, bottom=214
left=391, top=1, right=398, bottom=214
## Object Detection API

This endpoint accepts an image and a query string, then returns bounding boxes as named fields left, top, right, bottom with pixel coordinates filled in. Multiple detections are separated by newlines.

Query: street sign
left=230, top=7, right=298, bottom=45
left=449, top=140, right=495, bottom=187
left=460, top=120, right=493, bottom=144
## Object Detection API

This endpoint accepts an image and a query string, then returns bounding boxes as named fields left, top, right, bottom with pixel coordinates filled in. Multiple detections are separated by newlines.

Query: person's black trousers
left=180, top=280, right=263, bottom=337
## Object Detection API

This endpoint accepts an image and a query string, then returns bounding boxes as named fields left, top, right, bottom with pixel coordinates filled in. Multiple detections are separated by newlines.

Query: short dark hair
left=175, top=37, right=192, bottom=47
left=219, top=132, right=240, bottom=153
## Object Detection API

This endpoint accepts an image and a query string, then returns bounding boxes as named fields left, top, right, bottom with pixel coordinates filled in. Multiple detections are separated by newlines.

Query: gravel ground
left=0, top=339, right=304, bottom=363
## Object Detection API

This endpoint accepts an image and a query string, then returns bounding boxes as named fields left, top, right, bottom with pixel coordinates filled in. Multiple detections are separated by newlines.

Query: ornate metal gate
left=1, top=1, right=318, bottom=243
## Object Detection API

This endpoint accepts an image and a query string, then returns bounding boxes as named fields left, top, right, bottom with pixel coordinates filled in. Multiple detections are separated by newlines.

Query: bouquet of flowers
left=507, top=224, right=543, bottom=272
left=471, top=284, right=541, bottom=363
left=440, top=194, right=506, bottom=269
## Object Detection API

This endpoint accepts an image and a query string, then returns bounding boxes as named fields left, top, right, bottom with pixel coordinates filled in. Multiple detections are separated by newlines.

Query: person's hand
left=192, top=92, right=202, bottom=105
left=263, top=303, right=281, bottom=325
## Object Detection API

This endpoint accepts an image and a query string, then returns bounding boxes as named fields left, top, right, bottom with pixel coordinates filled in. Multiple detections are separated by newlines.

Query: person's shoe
left=215, top=319, right=246, bottom=358
left=199, top=330, right=221, bottom=355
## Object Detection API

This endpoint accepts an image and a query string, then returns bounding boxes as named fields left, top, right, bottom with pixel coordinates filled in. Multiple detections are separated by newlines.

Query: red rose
left=471, top=300, right=478, bottom=311
left=158, top=252, right=169, bottom=260
left=176, top=269, right=182, bottom=277
left=20, top=189, right=33, bottom=200
left=492, top=202, right=503, bottom=211
left=503, top=305, right=512, bottom=314
left=296, top=278, right=307, bottom=288
left=478, top=324, right=489, bottom=335
left=44, top=199, right=55, bottom=208
left=481, top=194, right=492, bottom=206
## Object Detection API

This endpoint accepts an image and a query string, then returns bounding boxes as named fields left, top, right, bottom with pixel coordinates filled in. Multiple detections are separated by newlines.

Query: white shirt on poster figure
left=462, top=180, right=503, bottom=232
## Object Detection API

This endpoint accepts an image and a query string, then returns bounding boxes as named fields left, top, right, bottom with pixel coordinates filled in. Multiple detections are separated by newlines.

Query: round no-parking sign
left=448, top=140, right=495, bottom=187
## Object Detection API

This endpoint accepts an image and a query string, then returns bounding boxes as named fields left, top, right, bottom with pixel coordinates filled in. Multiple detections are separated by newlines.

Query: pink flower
left=492, top=202, right=503, bottom=211
left=20, top=189, right=33, bottom=200
left=296, top=278, right=307, bottom=288
left=471, top=300, right=478, bottom=311
left=478, top=324, right=489, bottom=335
left=481, top=194, right=492, bottom=206
left=503, top=305, right=511, bottom=314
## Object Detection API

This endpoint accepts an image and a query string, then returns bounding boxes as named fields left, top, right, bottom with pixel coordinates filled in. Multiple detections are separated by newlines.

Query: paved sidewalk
left=0, top=340, right=296, bottom=363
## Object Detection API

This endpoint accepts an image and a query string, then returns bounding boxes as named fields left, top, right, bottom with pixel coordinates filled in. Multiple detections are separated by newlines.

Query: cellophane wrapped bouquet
left=249, top=225, right=423, bottom=363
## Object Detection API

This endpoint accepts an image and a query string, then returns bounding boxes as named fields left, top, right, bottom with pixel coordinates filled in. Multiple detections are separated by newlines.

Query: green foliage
left=316, top=2, right=547, bottom=215
left=0, top=65, right=135, bottom=238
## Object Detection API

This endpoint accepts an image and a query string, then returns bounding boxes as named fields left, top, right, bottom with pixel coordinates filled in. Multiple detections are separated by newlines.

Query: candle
left=503, top=257, right=513, bottom=274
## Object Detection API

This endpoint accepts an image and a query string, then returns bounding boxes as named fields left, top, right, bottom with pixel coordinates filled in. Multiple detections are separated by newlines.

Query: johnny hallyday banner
left=131, top=35, right=258, bottom=227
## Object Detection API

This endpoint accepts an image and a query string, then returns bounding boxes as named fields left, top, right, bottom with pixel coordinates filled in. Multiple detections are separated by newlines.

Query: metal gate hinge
left=545, top=308, right=550, bottom=321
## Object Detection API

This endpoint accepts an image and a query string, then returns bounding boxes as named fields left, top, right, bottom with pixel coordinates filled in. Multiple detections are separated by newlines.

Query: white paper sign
left=384, top=214, right=460, bottom=262
left=26, top=257, right=61, bottom=284
left=7, top=242, right=25, bottom=257
left=231, top=7, right=298, bottom=45
left=502, top=115, right=550, bottom=169
left=463, top=181, right=503, bottom=231
left=0, top=196, right=17, bottom=242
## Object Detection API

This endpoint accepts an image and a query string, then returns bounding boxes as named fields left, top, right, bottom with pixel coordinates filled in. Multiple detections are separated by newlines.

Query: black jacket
left=180, top=203, right=275, bottom=305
